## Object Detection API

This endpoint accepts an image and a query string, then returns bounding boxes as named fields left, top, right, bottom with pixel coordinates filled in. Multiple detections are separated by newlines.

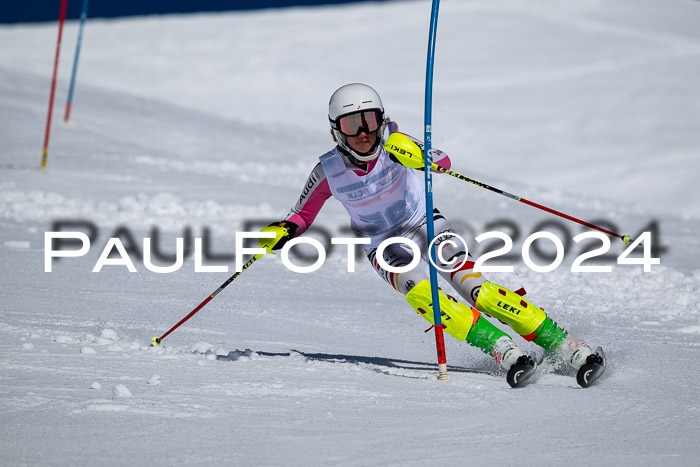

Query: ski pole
left=151, top=254, right=260, bottom=346
left=385, top=133, right=632, bottom=245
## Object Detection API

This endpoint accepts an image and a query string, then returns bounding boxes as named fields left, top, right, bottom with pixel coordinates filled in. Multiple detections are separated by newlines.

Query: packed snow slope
left=1, top=0, right=700, bottom=465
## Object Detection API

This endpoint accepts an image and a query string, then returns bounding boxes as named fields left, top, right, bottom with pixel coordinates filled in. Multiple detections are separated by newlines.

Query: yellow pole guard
left=384, top=133, right=427, bottom=169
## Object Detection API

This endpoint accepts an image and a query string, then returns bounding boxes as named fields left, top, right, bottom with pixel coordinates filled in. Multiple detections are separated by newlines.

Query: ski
left=576, top=346, right=606, bottom=388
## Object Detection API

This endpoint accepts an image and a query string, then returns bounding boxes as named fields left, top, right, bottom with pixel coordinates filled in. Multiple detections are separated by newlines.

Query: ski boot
left=475, top=282, right=606, bottom=388
left=576, top=347, right=606, bottom=388
left=507, top=355, right=538, bottom=388
left=556, top=335, right=607, bottom=388
left=493, top=336, right=537, bottom=388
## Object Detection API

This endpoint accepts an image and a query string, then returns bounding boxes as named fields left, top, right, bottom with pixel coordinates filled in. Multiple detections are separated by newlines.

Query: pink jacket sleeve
left=285, top=163, right=332, bottom=236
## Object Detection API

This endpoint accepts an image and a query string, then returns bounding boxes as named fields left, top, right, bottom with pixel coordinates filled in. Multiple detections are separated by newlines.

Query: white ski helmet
left=328, top=83, right=386, bottom=162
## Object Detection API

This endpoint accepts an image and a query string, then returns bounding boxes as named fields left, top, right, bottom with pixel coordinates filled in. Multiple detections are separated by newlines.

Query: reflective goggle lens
left=337, top=110, right=381, bottom=136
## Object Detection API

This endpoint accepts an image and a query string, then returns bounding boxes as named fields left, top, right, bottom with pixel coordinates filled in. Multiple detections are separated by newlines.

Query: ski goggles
left=334, top=110, right=383, bottom=137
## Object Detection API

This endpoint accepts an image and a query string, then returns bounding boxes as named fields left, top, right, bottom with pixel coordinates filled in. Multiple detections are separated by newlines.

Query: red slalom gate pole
left=41, top=0, right=68, bottom=170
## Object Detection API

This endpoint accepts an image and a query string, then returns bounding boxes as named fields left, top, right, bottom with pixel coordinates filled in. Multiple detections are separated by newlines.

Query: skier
left=259, top=83, right=605, bottom=387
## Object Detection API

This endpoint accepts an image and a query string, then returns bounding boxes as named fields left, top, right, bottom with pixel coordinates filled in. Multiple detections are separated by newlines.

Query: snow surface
left=1, top=0, right=700, bottom=465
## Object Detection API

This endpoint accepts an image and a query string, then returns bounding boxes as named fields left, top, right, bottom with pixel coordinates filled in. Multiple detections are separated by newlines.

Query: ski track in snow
left=1, top=0, right=700, bottom=465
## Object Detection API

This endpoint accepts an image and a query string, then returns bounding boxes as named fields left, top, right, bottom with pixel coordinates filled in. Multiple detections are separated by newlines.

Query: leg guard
left=406, top=281, right=530, bottom=370
left=476, top=282, right=547, bottom=340
left=405, top=280, right=477, bottom=341
left=475, top=282, right=587, bottom=365
left=475, top=282, right=548, bottom=337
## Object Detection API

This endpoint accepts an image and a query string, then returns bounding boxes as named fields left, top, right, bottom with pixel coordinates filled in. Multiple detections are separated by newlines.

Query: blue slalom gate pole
left=424, top=0, right=448, bottom=382
left=64, top=0, right=89, bottom=123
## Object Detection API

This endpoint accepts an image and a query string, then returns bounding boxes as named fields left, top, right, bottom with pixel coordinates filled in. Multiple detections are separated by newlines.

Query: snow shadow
left=216, top=349, right=495, bottom=375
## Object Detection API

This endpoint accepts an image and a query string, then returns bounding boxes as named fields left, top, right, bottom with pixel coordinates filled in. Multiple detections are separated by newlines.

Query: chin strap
left=336, top=127, right=385, bottom=164
left=338, top=145, right=370, bottom=167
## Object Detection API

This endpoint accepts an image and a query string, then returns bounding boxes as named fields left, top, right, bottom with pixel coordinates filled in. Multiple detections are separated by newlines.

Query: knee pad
left=405, top=280, right=478, bottom=341
left=475, top=282, right=547, bottom=337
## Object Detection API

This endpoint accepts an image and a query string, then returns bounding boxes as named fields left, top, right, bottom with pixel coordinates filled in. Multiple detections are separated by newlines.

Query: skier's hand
left=258, top=221, right=298, bottom=253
